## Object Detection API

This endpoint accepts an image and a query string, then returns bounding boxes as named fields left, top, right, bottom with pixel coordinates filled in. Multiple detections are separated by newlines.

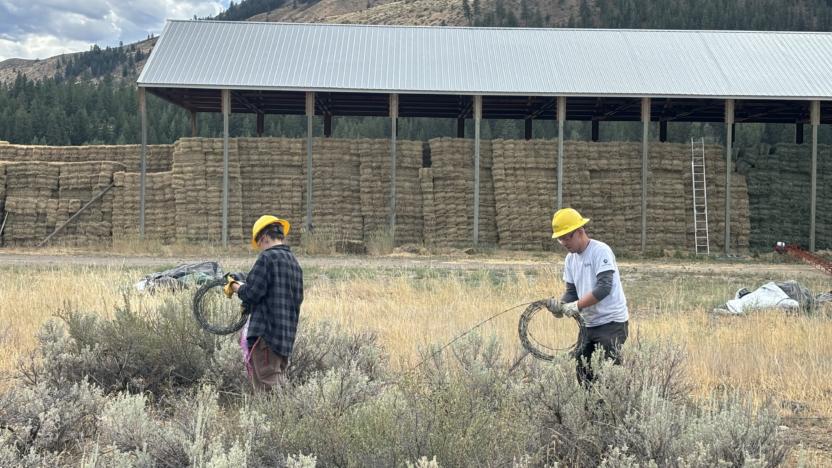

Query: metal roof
left=139, top=20, right=832, bottom=100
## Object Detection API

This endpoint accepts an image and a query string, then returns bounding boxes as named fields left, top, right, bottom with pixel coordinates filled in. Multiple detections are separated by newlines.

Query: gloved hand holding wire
left=545, top=298, right=581, bottom=318
left=561, top=301, right=580, bottom=318
left=223, top=272, right=246, bottom=298
left=545, top=298, right=564, bottom=318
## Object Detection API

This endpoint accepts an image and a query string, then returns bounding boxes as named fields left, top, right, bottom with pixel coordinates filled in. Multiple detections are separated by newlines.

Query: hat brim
left=552, top=218, right=589, bottom=238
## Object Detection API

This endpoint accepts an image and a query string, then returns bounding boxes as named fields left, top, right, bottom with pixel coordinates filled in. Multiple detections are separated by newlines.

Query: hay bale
left=238, top=137, right=305, bottom=246
left=172, top=138, right=244, bottom=244
left=491, top=139, right=561, bottom=250
left=299, top=138, right=363, bottom=243
left=425, top=138, right=497, bottom=248
left=488, top=140, right=750, bottom=254
left=0, top=144, right=173, bottom=172
left=35, top=161, right=126, bottom=246
left=112, top=171, right=175, bottom=243
left=357, top=139, right=423, bottom=245
left=742, top=143, right=831, bottom=250
left=1, top=162, right=60, bottom=245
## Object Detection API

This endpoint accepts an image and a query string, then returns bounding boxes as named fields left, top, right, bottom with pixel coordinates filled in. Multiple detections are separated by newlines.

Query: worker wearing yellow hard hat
left=227, top=214, right=303, bottom=391
left=251, top=215, right=291, bottom=250
left=546, top=207, right=629, bottom=386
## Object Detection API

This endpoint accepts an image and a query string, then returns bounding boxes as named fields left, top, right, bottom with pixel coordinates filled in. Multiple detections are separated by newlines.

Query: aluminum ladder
left=690, top=137, right=710, bottom=255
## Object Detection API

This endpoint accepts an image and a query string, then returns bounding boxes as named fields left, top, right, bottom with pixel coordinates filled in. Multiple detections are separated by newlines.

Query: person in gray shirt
left=546, top=208, right=629, bottom=386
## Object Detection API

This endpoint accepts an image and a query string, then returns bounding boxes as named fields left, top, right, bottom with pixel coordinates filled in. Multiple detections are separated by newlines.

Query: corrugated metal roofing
left=138, top=20, right=832, bottom=100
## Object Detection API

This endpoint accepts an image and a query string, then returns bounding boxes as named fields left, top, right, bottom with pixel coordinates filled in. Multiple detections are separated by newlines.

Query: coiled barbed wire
left=518, top=300, right=585, bottom=361
left=192, top=278, right=250, bottom=335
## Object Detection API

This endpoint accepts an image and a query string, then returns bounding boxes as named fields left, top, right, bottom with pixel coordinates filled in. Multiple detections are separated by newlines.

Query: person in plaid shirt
left=231, top=215, right=303, bottom=391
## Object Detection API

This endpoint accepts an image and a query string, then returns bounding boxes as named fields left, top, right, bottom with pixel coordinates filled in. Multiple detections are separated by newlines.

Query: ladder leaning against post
left=691, top=137, right=710, bottom=255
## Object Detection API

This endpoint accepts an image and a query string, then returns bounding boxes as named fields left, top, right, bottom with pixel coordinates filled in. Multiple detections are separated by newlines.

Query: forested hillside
left=1, top=0, right=831, bottom=146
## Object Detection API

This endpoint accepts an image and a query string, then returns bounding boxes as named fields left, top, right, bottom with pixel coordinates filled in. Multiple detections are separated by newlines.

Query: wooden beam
left=230, top=90, right=262, bottom=114
left=526, top=97, right=557, bottom=120
left=256, top=112, right=265, bottom=137
left=190, top=111, right=198, bottom=137
left=725, top=99, right=735, bottom=255
left=324, top=112, right=332, bottom=137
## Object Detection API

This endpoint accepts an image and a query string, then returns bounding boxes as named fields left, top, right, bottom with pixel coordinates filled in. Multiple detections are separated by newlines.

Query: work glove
left=545, top=298, right=564, bottom=318
left=222, top=273, right=246, bottom=298
left=561, top=301, right=580, bottom=318
left=226, top=272, right=247, bottom=282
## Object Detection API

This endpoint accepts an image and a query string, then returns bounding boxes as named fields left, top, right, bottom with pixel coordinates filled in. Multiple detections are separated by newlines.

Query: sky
left=0, top=0, right=230, bottom=61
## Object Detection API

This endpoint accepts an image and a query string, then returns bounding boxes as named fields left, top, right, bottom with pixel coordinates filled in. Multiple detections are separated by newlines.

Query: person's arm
left=561, top=282, right=578, bottom=303
left=574, top=270, right=613, bottom=310
left=236, top=254, right=270, bottom=304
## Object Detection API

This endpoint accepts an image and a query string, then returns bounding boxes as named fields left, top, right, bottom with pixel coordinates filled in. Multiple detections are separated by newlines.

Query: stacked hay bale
left=171, top=138, right=244, bottom=244
left=419, top=167, right=436, bottom=243
left=357, top=139, right=423, bottom=245
left=424, top=138, right=497, bottom=247
left=685, top=144, right=750, bottom=253
left=1, top=162, right=60, bottom=245
left=0, top=145, right=35, bottom=161
left=0, top=144, right=173, bottom=172
left=741, top=143, right=831, bottom=250
left=51, top=162, right=125, bottom=245
left=488, top=140, right=750, bottom=254
left=299, top=138, right=363, bottom=243
left=238, top=138, right=305, bottom=245
left=493, top=140, right=609, bottom=250
left=645, top=143, right=689, bottom=250
left=578, top=142, right=641, bottom=251
left=94, top=145, right=173, bottom=172
left=112, top=171, right=175, bottom=243
left=491, top=139, right=559, bottom=250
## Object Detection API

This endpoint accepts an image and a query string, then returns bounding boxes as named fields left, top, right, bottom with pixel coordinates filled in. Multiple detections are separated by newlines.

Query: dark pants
left=573, top=320, right=628, bottom=386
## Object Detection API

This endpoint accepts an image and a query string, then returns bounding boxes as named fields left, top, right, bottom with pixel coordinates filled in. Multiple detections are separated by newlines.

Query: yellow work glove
left=223, top=276, right=238, bottom=298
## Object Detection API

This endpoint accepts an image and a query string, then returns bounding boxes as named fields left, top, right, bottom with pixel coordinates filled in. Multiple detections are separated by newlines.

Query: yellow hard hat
left=551, top=208, right=589, bottom=239
left=251, top=215, right=291, bottom=249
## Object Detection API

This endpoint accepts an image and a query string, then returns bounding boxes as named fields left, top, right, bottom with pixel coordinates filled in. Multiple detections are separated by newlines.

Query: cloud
left=0, top=0, right=228, bottom=61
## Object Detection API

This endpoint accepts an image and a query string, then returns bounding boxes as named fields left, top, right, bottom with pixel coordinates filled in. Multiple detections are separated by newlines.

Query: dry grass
left=1, top=257, right=830, bottom=420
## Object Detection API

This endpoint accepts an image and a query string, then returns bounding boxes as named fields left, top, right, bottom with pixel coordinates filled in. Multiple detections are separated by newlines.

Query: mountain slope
left=0, top=38, right=155, bottom=85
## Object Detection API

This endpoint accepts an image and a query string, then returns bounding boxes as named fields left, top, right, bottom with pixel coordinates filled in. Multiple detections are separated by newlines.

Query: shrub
left=28, top=294, right=220, bottom=395
left=0, top=378, right=103, bottom=458
left=4, top=295, right=791, bottom=466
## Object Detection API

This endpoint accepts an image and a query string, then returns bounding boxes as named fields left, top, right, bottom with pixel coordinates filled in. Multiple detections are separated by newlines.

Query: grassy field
left=1, top=252, right=830, bottom=463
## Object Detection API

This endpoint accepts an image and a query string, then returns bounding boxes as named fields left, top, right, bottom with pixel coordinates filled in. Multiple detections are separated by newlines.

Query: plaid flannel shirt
left=238, top=245, right=303, bottom=357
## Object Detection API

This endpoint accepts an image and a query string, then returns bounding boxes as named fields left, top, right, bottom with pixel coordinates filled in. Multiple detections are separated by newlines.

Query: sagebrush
left=0, top=293, right=790, bottom=467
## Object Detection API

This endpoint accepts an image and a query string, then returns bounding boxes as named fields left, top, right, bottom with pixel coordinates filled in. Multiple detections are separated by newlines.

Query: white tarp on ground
left=720, top=282, right=800, bottom=315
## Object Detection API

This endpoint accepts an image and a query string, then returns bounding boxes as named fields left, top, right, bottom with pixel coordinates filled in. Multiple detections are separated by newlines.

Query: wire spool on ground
left=518, top=301, right=585, bottom=361
left=192, top=278, right=249, bottom=335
